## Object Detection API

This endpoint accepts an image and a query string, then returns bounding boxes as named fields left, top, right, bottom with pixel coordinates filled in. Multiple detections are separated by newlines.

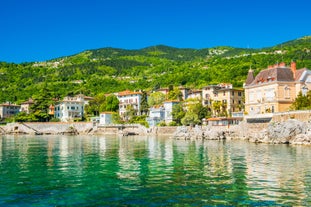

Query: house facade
left=202, top=83, right=244, bottom=115
left=20, top=98, right=34, bottom=114
left=54, top=94, right=89, bottom=122
left=187, top=89, right=202, bottom=100
left=99, top=112, right=113, bottom=125
left=244, top=62, right=311, bottom=115
left=117, top=90, right=142, bottom=118
left=163, top=100, right=180, bottom=124
left=146, top=106, right=165, bottom=127
left=0, top=103, right=21, bottom=119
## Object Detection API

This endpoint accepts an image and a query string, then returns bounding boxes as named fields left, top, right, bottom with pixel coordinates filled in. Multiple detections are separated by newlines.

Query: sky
left=0, top=0, right=310, bottom=63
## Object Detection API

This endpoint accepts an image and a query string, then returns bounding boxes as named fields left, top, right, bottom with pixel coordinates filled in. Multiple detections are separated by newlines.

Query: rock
left=268, top=119, right=306, bottom=144
left=172, top=125, right=226, bottom=140
left=290, top=134, right=311, bottom=145
left=60, top=126, right=79, bottom=135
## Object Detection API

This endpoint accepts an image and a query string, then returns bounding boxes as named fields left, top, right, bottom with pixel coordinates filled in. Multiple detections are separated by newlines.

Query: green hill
left=0, top=36, right=311, bottom=104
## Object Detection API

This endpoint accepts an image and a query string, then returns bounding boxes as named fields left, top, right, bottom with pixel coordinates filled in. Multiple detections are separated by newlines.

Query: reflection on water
left=0, top=135, right=311, bottom=206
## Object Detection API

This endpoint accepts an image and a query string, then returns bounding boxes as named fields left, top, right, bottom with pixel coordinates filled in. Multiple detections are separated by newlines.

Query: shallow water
left=0, top=135, right=311, bottom=206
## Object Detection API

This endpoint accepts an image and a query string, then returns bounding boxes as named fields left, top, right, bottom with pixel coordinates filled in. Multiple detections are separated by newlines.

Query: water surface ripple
left=0, top=135, right=311, bottom=206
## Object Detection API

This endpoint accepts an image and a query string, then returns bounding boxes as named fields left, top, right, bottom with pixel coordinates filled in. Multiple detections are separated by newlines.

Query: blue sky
left=1, top=0, right=310, bottom=63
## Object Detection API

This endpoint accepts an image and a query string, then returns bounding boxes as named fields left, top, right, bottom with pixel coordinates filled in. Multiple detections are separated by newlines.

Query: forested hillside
left=0, top=36, right=310, bottom=104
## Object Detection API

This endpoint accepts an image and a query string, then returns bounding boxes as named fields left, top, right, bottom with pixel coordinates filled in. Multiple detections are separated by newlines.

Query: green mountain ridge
left=0, top=36, right=311, bottom=104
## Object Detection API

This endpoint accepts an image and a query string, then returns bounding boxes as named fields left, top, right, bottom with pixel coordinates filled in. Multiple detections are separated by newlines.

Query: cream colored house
left=244, top=62, right=311, bottom=115
left=202, top=83, right=244, bottom=116
left=20, top=98, right=34, bottom=114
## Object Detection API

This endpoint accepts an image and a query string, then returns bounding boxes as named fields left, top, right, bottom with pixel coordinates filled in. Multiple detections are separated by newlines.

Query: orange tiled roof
left=118, top=90, right=142, bottom=96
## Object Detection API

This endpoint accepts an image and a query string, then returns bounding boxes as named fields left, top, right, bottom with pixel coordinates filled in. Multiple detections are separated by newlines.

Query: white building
left=0, top=103, right=21, bottom=119
left=163, top=100, right=180, bottom=124
left=117, top=90, right=142, bottom=118
left=146, top=106, right=165, bottom=127
left=99, top=112, right=113, bottom=125
left=54, top=94, right=91, bottom=122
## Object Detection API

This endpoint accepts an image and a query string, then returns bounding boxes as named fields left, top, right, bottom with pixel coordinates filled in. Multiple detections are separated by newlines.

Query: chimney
left=291, top=61, right=296, bottom=79
left=279, top=62, right=286, bottom=67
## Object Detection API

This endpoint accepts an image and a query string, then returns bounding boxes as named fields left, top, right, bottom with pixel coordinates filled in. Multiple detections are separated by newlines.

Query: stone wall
left=155, top=126, right=178, bottom=135
left=272, top=110, right=311, bottom=122
left=3, top=122, right=93, bottom=135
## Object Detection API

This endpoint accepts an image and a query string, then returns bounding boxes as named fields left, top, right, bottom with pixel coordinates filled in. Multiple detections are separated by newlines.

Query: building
left=20, top=98, right=34, bottom=114
left=0, top=103, right=21, bottom=119
left=117, top=90, right=143, bottom=118
left=207, top=117, right=243, bottom=126
left=54, top=94, right=90, bottom=122
left=244, top=62, right=311, bottom=115
left=146, top=106, right=165, bottom=127
left=202, top=83, right=244, bottom=116
left=187, top=89, right=202, bottom=100
left=99, top=112, right=113, bottom=125
left=156, top=87, right=190, bottom=100
left=163, top=100, right=180, bottom=124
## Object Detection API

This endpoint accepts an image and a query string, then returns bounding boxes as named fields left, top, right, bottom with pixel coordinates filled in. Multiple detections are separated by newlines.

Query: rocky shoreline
left=172, top=119, right=311, bottom=145
left=1, top=119, right=311, bottom=145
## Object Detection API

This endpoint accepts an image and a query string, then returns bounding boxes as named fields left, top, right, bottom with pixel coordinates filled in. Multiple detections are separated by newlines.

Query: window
left=232, top=91, right=234, bottom=96
left=238, top=92, right=242, bottom=96
left=223, top=91, right=226, bottom=96
left=302, top=85, right=308, bottom=96
left=284, top=86, right=290, bottom=99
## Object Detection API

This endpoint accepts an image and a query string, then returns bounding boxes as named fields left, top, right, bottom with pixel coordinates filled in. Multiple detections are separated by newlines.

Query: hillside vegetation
left=0, top=36, right=311, bottom=104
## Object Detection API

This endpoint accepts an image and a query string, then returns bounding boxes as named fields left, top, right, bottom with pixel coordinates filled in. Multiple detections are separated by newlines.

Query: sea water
left=0, top=135, right=311, bottom=206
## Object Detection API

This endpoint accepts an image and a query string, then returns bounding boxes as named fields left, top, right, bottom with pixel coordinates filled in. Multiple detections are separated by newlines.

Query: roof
left=100, top=112, right=114, bottom=114
left=164, top=100, right=180, bottom=103
left=245, top=69, right=255, bottom=85
left=118, top=90, right=142, bottom=96
left=21, top=98, right=34, bottom=105
left=0, top=103, right=20, bottom=107
left=295, top=68, right=308, bottom=81
left=246, top=67, right=295, bottom=86
left=207, top=117, right=243, bottom=121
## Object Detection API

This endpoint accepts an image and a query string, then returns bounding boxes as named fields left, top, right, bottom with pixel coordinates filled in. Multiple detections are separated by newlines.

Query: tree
left=124, top=105, right=136, bottom=121
left=181, top=112, right=200, bottom=126
left=86, top=93, right=106, bottom=116
left=104, top=94, right=119, bottom=112
left=212, top=100, right=222, bottom=117
left=291, top=91, right=311, bottom=110
left=140, top=91, right=149, bottom=115
left=168, top=87, right=183, bottom=101
left=171, top=103, right=185, bottom=125
left=148, top=92, right=166, bottom=106
left=30, top=84, right=54, bottom=122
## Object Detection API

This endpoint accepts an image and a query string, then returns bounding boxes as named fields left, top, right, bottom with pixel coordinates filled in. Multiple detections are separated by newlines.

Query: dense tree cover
left=0, top=36, right=310, bottom=106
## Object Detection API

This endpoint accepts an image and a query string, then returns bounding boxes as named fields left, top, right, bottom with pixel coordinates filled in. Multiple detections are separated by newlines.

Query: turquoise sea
left=0, top=135, right=311, bottom=206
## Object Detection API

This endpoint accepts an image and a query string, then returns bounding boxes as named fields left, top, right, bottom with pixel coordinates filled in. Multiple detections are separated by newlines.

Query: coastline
left=1, top=110, right=311, bottom=145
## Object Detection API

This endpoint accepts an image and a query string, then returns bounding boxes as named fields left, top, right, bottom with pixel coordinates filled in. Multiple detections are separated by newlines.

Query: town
left=1, top=61, right=310, bottom=129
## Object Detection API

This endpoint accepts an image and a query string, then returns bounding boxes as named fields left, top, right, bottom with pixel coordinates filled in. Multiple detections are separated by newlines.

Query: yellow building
left=202, top=83, right=244, bottom=116
left=244, top=62, right=311, bottom=115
